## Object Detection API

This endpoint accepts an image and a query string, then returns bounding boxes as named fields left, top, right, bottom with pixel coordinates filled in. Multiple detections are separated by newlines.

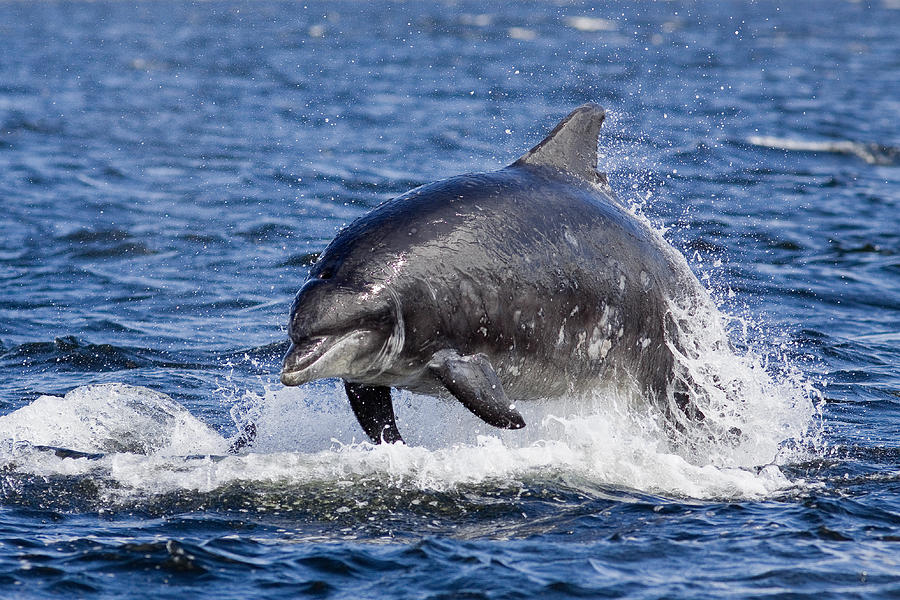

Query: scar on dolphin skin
left=278, top=103, right=712, bottom=445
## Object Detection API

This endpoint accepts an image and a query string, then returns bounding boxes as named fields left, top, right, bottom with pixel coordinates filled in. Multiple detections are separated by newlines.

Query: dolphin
left=281, top=103, right=705, bottom=444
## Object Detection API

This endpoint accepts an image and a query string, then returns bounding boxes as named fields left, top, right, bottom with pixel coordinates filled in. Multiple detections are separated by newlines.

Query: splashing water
left=0, top=336, right=820, bottom=507
left=0, top=383, right=228, bottom=456
left=662, top=292, right=823, bottom=469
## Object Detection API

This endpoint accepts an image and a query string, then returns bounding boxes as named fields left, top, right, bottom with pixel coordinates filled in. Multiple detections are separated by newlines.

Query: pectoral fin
left=428, top=350, right=526, bottom=430
left=344, top=382, right=404, bottom=444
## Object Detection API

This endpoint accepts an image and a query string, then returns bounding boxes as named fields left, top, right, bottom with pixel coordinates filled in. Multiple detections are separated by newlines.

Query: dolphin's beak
left=280, top=330, right=375, bottom=387
left=280, top=337, right=327, bottom=386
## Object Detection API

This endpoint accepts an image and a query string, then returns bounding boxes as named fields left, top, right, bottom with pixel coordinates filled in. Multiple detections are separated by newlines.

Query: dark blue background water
left=2, top=1, right=899, bottom=598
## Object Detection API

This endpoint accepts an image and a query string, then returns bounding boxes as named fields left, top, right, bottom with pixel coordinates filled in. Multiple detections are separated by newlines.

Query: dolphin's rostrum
left=282, top=103, right=704, bottom=444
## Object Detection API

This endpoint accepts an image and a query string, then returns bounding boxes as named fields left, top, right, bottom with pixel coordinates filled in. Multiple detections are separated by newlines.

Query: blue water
left=2, top=1, right=899, bottom=597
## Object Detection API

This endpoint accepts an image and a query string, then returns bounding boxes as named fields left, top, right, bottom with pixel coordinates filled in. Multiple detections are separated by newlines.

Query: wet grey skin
left=281, top=103, right=704, bottom=444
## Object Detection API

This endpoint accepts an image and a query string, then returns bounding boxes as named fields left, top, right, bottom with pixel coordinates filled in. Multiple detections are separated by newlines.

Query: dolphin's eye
left=314, top=257, right=341, bottom=280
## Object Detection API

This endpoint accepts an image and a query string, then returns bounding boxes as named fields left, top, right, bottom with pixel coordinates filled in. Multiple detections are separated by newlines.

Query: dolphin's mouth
left=280, top=331, right=373, bottom=386
left=280, top=336, right=327, bottom=386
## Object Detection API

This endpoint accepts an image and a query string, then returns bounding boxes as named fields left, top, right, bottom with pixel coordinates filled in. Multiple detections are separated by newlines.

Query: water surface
left=1, top=1, right=899, bottom=598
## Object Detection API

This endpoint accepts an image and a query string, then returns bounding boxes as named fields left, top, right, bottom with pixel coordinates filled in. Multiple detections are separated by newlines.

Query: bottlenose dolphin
left=281, top=103, right=705, bottom=443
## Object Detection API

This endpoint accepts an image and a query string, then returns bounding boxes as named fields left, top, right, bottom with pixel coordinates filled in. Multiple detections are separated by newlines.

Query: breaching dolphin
left=281, top=103, right=705, bottom=443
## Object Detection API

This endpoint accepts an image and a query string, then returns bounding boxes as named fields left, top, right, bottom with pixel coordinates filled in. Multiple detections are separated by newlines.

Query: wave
left=0, top=336, right=209, bottom=372
left=747, top=135, right=899, bottom=166
left=0, top=338, right=820, bottom=512
left=0, top=384, right=228, bottom=456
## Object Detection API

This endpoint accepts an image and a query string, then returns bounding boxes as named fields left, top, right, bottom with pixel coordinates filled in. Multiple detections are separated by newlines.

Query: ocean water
left=1, top=1, right=898, bottom=598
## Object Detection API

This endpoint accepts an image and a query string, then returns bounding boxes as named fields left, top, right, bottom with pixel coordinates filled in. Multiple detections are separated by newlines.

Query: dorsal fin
left=511, top=103, right=607, bottom=184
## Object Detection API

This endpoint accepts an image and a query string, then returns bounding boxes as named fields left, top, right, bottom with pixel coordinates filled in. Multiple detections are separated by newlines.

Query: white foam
left=0, top=361, right=817, bottom=503
left=0, top=383, right=227, bottom=456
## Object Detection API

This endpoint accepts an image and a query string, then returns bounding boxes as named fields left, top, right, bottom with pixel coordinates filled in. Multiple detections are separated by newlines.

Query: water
left=1, top=1, right=898, bottom=597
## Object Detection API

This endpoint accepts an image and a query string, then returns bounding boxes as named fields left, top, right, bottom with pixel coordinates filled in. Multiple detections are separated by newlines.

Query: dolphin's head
left=280, top=246, right=405, bottom=387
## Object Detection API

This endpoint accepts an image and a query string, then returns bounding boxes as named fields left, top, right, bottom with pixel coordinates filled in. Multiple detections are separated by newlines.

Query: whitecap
left=0, top=383, right=227, bottom=456
left=747, top=135, right=898, bottom=165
